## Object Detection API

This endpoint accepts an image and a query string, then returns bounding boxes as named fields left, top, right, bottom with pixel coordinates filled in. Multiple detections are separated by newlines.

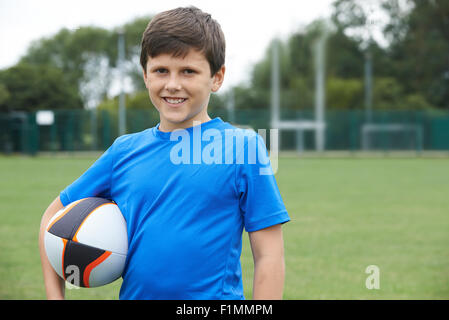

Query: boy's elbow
left=254, top=253, right=285, bottom=274
left=40, top=196, right=64, bottom=234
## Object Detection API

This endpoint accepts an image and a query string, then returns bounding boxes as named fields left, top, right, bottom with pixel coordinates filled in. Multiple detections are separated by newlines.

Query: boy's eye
left=183, top=69, right=195, bottom=74
left=155, top=68, right=168, bottom=74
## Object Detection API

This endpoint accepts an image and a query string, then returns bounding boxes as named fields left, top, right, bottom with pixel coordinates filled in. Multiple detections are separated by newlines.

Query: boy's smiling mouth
left=163, top=97, right=188, bottom=105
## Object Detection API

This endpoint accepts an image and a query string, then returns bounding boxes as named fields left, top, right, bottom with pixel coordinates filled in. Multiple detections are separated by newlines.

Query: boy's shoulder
left=111, top=127, right=152, bottom=150
left=220, top=122, right=259, bottom=139
left=223, top=124, right=265, bottom=152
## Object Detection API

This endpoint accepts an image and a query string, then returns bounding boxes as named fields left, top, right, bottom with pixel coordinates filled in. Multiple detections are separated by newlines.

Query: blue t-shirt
left=60, top=117, right=290, bottom=300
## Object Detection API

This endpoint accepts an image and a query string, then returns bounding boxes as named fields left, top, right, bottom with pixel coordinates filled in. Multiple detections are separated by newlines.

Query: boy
left=39, top=6, right=290, bottom=300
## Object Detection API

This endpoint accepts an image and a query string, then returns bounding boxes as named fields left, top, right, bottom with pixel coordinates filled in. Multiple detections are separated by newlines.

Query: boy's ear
left=211, top=65, right=225, bottom=93
left=142, top=68, right=148, bottom=88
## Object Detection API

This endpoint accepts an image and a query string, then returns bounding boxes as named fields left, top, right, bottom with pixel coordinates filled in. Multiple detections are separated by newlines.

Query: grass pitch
left=1, top=155, right=448, bottom=299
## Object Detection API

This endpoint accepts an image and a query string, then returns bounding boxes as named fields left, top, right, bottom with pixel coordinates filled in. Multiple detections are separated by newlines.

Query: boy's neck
left=158, top=114, right=212, bottom=132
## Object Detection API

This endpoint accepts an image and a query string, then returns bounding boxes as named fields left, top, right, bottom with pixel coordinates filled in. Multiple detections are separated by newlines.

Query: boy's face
left=143, top=49, right=225, bottom=132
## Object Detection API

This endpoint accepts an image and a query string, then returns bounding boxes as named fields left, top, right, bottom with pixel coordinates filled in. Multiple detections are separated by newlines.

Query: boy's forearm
left=252, top=256, right=285, bottom=300
left=39, top=196, right=66, bottom=300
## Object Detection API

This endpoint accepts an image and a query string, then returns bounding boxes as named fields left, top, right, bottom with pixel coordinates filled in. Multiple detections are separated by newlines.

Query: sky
left=0, top=0, right=336, bottom=91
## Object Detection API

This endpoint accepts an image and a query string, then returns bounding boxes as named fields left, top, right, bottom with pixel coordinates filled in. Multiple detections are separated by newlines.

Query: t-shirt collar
left=153, top=117, right=224, bottom=140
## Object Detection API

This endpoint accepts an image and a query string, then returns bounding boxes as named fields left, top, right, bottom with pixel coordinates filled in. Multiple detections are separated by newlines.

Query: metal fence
left=1, top=108, right=449, bottom=154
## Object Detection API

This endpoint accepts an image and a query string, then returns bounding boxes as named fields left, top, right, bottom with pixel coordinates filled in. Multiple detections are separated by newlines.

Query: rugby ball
left=44, top=197, right=128, bottom=288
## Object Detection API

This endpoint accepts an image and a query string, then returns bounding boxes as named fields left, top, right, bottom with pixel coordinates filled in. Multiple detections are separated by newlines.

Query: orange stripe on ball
left=83, top=251, right=112, bottom=288
left=61, top=238, right=68, bottom=280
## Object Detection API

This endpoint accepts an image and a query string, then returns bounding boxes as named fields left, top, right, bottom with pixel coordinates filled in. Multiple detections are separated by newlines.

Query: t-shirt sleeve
left=59, top=142, right=115, bottom=207
left=236, top=132, right=290, bottom=232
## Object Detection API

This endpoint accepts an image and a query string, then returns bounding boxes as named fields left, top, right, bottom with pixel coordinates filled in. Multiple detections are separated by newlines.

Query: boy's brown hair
left=140, top=6, right=226, bottom=76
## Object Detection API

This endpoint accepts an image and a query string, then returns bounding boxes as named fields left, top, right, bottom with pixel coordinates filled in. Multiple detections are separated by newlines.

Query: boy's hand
left=248, top=224, right=285, bottom=300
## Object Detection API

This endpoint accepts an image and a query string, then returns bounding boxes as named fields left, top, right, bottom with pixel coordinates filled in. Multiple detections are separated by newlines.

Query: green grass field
left=1, top=155, right=448, bottom=299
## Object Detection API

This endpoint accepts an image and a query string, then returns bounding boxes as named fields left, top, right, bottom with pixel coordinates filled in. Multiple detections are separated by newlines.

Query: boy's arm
left=38, top=196, right=65, bottom=300
left=248, top=224, right=286, bottom=300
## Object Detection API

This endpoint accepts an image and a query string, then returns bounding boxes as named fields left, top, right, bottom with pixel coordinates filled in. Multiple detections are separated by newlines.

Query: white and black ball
left=44, top=197, right=128, bottom=288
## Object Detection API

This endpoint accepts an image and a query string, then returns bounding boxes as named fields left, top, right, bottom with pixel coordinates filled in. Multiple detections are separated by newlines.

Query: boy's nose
left=165, top=75, right=182, bottom=92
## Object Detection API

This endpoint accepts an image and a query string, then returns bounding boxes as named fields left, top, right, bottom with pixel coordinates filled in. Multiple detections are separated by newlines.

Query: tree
left=0, top=63, right=82, bottom=112
left=385, top=0, right=449, bottom=109
left=332, top=0, right=447, bottom=109
left=227, top=20, right=368, bottom=110
left=0, top=84, right=10, bottom=106
left=120, top=16, right=154, bottom=91
left=327, top=77, right=363, bottom=109
left=18, top=16, right=152, bottom=109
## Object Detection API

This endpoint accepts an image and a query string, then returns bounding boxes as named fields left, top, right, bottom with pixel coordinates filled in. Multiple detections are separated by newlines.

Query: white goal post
left=272, top=120, right=326, bottom=152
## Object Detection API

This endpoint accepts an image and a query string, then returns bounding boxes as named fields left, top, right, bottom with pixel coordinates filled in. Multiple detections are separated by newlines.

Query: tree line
left=0, top=0, right=448, bottom=113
